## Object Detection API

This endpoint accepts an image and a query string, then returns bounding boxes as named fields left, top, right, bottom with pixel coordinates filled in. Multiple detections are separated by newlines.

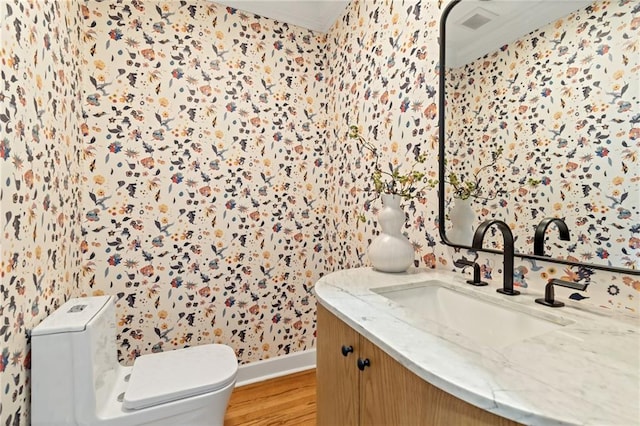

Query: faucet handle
left=535, top=279, right=588, bottom=308
left=453, top=258, right=488, bottom=287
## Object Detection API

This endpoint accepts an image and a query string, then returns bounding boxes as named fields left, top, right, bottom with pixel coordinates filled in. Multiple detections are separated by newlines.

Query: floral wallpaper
left=79, top=0, right=327, bottom=366
left=445, top=0, right=639, bottom=271
left=0, top=0, right=638, bottom=424
left=324, top=0, right=444, bottom=273
left=0, top=0, right=85, bottom=424
left=323, top=0, right=639, bottom=314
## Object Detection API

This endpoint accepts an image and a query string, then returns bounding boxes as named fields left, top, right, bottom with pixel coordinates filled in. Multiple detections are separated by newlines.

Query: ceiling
left=445, top=0, right=593, bottom=67
left=211, top=1, right=593, bottom=61
left=214, top=0, right=351, bottom=33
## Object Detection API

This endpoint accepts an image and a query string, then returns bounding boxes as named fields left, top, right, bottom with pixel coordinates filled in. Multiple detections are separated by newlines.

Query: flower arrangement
left=349, top=125, right=437, bottom=217
left=446, top=146, right=540, bottom=201
left=446, top=146, right=504, bottom=201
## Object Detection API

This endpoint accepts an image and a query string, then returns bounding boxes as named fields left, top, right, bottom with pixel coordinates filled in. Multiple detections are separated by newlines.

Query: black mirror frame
left=437, top=0, right=639, bottom=275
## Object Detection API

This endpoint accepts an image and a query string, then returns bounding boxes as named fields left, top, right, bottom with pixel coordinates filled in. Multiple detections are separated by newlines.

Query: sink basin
left=373, top=281, right=573, bottom=348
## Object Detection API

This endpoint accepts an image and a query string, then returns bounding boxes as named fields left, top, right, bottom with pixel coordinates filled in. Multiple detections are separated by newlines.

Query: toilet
left=31, top=295, right=238, bottom=426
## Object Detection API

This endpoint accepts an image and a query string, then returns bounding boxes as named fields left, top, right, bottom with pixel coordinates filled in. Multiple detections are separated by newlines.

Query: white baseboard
left=235, top=349, right=316, bottom=387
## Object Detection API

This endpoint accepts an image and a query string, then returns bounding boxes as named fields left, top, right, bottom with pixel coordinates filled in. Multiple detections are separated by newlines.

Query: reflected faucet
left=472, top=220, right=520, bottom=296
left=534, top=218, right=570, bottom=256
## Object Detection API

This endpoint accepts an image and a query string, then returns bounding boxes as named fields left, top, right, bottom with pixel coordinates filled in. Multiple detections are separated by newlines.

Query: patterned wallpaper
left=0, top=0, right=85, bottom=424
left=324, top=0, right=444, bottom=272
left=445, top=0, right=639, bottom=270
left=323, top=0, right=639, bottom=313
left=0, top=0, right=638, bottom=424
left=79, top=1, right=327, bottom=365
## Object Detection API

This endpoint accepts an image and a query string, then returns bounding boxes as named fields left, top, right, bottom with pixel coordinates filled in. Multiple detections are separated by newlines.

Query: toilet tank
left=31, top=295, right=119, bottom=425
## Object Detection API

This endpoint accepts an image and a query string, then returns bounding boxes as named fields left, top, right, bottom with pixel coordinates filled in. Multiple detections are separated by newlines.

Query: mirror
left=439, top=0, right=639, bottom=274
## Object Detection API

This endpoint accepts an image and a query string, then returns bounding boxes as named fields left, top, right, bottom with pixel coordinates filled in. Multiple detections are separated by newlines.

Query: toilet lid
left=123, top=344, right=238, bottom=410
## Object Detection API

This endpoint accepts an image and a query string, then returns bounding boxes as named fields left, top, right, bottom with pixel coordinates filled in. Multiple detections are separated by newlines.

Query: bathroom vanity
left=317, top=304, right=518, bottom=425
left=314, top=268, right=639, bottom=426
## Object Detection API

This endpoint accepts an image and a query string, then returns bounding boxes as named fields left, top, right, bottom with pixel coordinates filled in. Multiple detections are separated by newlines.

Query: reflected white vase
left=448, top=197, right=475, bottom=246
left=368, top=194, right=414, bottom=273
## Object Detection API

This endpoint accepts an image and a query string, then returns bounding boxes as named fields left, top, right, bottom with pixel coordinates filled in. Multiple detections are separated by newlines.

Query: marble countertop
left=314, top=267, right=640, bottom=426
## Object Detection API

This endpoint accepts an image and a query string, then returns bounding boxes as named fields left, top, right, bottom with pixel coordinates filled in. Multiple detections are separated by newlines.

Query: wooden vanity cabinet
left=316, top=304, right=520, bottom=426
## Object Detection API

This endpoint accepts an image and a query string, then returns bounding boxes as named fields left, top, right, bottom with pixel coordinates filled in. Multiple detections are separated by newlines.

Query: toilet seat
left=123, top=344, right=238, bottom=410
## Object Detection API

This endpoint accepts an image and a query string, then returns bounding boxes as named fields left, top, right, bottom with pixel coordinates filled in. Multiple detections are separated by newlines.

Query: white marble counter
left=314, top=267, right=640, bottom=426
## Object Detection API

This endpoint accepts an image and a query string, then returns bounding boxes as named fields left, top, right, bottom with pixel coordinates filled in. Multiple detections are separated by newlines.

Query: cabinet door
left=360, top=335, right=431, bottom=425
left=316, top=304, right=360, bottom=426
left=359, top=335, right=519, bottom=426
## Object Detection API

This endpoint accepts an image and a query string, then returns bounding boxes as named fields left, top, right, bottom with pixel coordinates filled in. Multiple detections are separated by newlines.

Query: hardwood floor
left=224, top=370, right=317, bottom=426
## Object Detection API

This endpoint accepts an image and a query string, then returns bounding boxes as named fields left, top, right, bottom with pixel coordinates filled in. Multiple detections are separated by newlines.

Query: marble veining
left=314, top=268, right=640, bottom=425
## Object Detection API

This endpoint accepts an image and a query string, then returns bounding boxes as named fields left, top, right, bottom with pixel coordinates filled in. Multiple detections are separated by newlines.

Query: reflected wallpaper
left=445, top=0, right=639, bottom=269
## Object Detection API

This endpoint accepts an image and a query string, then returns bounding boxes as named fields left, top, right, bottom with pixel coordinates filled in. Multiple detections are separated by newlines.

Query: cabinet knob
left=357, top=358, right=371, bottom=371
left=341, top=345, right=354, bottom=357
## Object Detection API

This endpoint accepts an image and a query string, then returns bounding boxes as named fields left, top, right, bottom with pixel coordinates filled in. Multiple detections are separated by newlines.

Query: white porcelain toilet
left=31, top=295, right=238, bottom=426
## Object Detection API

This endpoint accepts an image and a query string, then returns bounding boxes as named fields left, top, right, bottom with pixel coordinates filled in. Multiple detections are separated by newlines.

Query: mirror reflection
left=442, top=0, right=639, bottom=272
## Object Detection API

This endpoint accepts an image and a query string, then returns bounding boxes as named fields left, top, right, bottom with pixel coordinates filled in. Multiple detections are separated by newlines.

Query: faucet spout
left=534, top=218, right=570, bottom=256
left=472, top=220, right=519, bottom=296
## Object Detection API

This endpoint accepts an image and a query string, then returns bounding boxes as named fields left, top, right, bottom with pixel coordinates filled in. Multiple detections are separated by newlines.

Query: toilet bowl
left=31, top=295, right=238, bottom=426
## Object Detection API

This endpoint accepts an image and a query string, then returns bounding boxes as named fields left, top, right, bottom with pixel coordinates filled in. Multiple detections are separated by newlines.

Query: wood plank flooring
left=224, top=369, right=317, bottom=426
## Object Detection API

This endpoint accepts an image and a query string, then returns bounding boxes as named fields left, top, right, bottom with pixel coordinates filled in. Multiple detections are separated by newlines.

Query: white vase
left=448, top=197, right=475, bottom=246
left=368, top=194, right=414, bottom=273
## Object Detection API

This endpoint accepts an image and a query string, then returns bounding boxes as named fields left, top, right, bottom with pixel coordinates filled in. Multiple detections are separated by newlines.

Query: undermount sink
left=373, top=280, right=573, bottom=348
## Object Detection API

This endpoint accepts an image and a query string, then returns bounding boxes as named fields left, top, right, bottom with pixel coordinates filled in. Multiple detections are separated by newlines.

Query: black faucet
left=453, top=257, right=488, bottom=286
left=534, top=218, right=570, bottom=256
left=535, top=279, right=588, bottom=308
left=472, top=220, right=519, bottom=296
